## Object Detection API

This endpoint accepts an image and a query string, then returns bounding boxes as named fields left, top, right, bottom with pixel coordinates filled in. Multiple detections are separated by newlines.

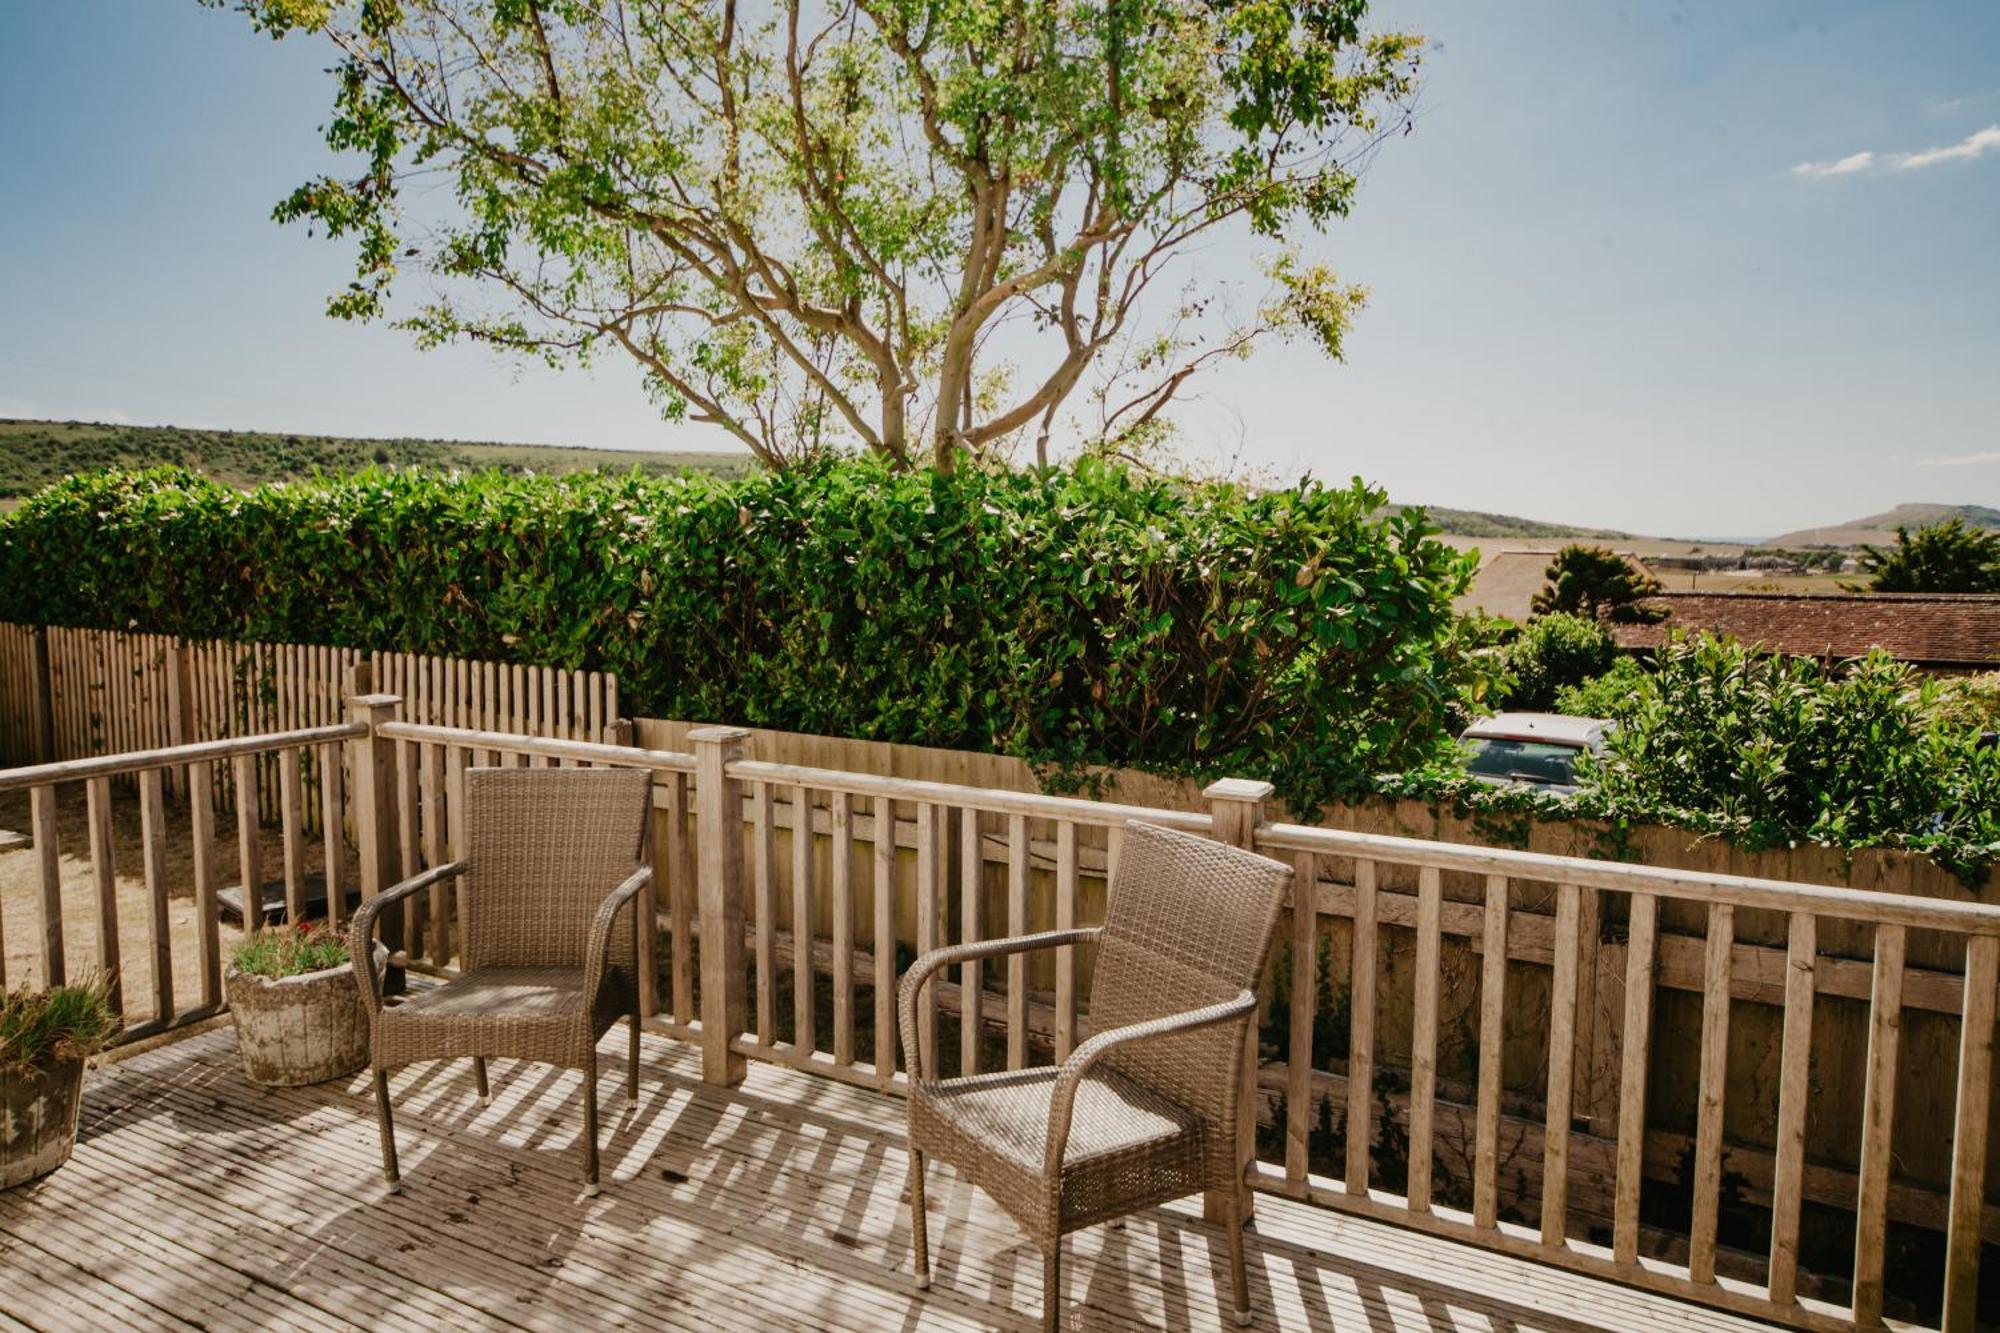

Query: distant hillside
left=1398, top=504, right=1626, bottom=540
left=0, top=419, right=754, bottom=498
left=1765, top=503, right=2000, bottom=548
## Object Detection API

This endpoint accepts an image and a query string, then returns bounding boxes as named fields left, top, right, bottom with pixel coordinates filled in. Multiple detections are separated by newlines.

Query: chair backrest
left=458, top=766, right=653, bottom=972
left=1090, top=822, right=1292, bottom=1129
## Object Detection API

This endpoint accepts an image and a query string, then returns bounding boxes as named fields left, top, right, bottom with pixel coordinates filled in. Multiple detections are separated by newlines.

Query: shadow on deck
left=0, top=1023, right=1774, bottom=1332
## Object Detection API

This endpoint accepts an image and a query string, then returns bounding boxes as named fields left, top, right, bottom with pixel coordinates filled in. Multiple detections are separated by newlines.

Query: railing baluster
left=1007, top=813, right=1029, bottom=1071
left=231, top=751, right=261, bottom=935
left=86, top=774, right=121, bottom=1017
left=667, top=771, right=693, bottom=1025
left=755, top=782, right=777, bottom=1046
left=139, top=767, right=171, bottom=1022
left=1286, top=851, right=1319, bottom=1186
left=1613, top=889, right=1658, bottom=1264
left=438, top=745, right=466, bottom=966
left=831, top=790, right=854, bottom=1067
left=319, top=739, right=344, bottom=929
left=917, top=801, right=940, bottom=1078
left=1473, top=873, right=1509, bottom=1228
left=1346, top=857, right=1378, bottom=1196
left=960, top=806, right=983, bottom=1075
left=279, top=746, right=306, bottom=924
left=1852, top=921, right=1907, bottom=1324
left=1408, top=865, right=1443, bottom=1211
left=31, top=784, right=63, bottom=988
left=1055, top=821, right=1079, bottom=1061
left=1767, top=912, right=1817, bottom=1306
left=1689, top=903, right=1736, bottom=1283
left=791, top=783, right=816, bottom=1056
left=873, top=794, right=896, bottom=1088
left=420, top=743, right=446, bottom=965
left=188, top=760, right=218, bottom=1007
left=1542, top=882, right=1582, bottom=1247
left=1944, top=934, right=1998, bottom=1331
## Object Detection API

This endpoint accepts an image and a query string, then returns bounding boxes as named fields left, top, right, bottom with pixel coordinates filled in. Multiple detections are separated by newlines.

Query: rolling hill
left=1765, top=503, right=2000, bottom=548
left=0, top=418, right=754, bottom=498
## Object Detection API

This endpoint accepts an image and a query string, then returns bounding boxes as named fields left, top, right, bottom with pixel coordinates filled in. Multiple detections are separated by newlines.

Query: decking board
left=0, top=1021, right=1785, bottom=1332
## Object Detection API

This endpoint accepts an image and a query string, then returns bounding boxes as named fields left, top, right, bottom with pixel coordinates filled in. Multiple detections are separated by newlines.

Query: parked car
left=1458, top=712, right=1612, bottom=796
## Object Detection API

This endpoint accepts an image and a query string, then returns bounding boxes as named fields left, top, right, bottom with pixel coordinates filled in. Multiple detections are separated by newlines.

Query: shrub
left=0, top=979, right=119, bottom=1076
left=1577, top=634, right=2000, bottom=855
left=1492, top=613, right=1618, bottom=712
left=231, top=922, right=350, bottom=979
left=0, top=459, right=1478, bottom=814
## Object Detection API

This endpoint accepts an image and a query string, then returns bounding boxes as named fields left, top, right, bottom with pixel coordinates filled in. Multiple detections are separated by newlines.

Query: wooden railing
left=4, top=699, right=1993, bottom=1330
left=0, top=721, right=366, bottom=1038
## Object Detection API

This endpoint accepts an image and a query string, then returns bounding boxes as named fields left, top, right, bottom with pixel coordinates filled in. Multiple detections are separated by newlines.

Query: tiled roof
left=1611, top=591, right=2000, bottom=667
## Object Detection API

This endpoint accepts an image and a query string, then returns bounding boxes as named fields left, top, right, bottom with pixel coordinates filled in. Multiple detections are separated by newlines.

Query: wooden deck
left=0, top=1022, right=1780, bottom=1333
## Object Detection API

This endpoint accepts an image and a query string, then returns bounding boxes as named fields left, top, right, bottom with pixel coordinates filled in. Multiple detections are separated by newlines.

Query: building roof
left=1454, top=548, right=1655, bottom=623
left=1610, top=591, right=2000, bottom=668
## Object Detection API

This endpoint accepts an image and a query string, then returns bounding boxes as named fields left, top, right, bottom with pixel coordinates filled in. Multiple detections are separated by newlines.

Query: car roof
left=1460, top=712, right=1610, bottom=746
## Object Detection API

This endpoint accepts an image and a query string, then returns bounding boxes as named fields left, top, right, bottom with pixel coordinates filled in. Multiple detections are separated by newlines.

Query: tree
left=1530, top=545, right=1664, bottom=624
left=214, top=0, right=1420, bottom=472
left=1861, top=519, right=2000, bottom=593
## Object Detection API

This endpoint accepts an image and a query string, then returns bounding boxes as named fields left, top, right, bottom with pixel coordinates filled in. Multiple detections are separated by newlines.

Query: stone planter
left=225, top=942, right=383, bottom=1087
left=1, top=1057, right=86, bottom=1190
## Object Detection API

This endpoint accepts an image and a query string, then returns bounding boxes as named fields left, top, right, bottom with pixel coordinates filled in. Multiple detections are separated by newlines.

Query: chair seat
left=374, top=966, right=595, bottom=1068
left=909, top=1064, right=1208, bottom=1235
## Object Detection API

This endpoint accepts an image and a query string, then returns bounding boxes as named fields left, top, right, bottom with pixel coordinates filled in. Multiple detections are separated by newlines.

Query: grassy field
left=0, top=418, right=755, bottom=500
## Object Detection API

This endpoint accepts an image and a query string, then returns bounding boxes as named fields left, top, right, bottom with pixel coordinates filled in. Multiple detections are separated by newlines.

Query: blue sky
left=1, top=2, right=1996, bottom=538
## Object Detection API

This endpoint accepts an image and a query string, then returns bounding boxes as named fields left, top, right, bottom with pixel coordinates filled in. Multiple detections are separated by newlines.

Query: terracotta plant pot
left=0, top=1056, right=86, bottom=1190
left=224, top=942, right=384, bottom=1087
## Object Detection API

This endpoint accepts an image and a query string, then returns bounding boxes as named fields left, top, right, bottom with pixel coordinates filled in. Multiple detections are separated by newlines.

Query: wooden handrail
left=376, top=719, right=696, bottom=772
left=1255, top=820, right=2000, bottom=935
left=0, top=722, right=366, bottom=793
left=723, top=757, right=1215, bottom=832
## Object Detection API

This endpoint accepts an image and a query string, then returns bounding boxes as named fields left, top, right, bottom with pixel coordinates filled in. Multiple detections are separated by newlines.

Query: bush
left=1384, top=634, right=2000, bottom=875
left=231, top=922, right=350, bottom=979
left=0, top=979, right=119, bottom=1076
left=1577, top=634, right=2000, bottom=854
left=0, top=459, right=1478, bottom=813
left=1492, top=613, right=1618, bottom=712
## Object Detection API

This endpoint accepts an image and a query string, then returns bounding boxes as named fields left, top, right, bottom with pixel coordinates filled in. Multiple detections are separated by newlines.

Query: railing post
left=1205, top=777, right=1275, bottom=1228
left=691, top=726, right=750, bottom=1087
left=348, top=690, right=405, bottom=991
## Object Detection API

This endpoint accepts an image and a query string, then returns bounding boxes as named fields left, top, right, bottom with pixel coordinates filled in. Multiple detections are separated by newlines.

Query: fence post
left=165, top=638, right=194, bottom=800
left=690, top=726, right=750, bottom=1087
left=349, top=689, right=405, bottom=991
left=1205, top=777, right=1274, bottom=1228
left=30, top=626, right=55, bottom=764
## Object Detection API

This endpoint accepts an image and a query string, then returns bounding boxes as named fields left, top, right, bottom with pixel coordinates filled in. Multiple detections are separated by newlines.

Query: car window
left=1463, top=738, right=1583, bottom=786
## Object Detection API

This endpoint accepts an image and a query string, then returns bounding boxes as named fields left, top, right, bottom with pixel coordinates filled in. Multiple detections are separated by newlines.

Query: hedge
left=0, top=460, right=1479, bottom=813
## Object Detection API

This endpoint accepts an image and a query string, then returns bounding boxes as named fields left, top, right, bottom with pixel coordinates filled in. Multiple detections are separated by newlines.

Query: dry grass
left=0, top=781, right=336, bottom=1025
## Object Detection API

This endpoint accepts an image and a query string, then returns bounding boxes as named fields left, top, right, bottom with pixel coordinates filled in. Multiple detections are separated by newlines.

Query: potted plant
left=225, top=921, right=382, bottom=1087
left=1, top=978, right=118, bottom=1189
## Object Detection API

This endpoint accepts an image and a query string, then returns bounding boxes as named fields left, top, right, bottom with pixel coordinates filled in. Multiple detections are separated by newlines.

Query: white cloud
left=1918, top=450, right=2000, bottom=467
left=1793, top=124, right=2000, bottom=178
left=1897, top=124, right=2000, bottom=169
left=1792, top=150, right=1875, bottom=178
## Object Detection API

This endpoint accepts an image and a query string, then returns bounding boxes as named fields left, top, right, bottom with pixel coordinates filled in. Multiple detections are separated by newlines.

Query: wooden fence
left=0, top=623, right=620, bottom=837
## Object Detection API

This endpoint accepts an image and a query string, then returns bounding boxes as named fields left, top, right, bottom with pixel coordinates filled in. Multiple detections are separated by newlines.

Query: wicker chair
left=349, top=766, right=654, bottom=1197
left=900, top=821, right=1292, bottom=1330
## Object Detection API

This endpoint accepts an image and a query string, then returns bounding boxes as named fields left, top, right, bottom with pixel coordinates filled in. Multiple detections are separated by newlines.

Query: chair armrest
left=349, top=861, right=463, bottom=1014
left=582, top=865, right=654, bottom=1007
left=1042, top=988, right=1260, bottom=1177
left=897, top=928, right=1100, bottom=1082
